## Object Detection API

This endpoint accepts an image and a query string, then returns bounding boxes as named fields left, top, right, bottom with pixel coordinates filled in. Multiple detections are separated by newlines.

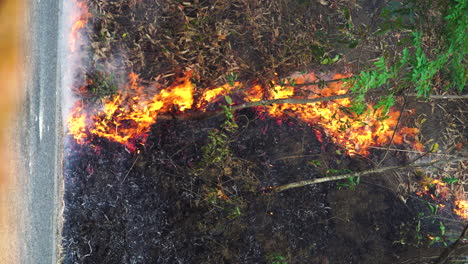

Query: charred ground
left=63, top=108, right=420, bottom=263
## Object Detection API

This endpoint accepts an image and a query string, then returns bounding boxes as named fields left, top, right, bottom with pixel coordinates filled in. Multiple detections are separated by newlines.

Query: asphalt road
left=20, top=0, right=63, bottom=263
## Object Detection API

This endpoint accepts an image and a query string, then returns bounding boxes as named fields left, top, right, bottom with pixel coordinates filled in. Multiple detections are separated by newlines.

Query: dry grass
left=85, top=0, right=333, bottom=88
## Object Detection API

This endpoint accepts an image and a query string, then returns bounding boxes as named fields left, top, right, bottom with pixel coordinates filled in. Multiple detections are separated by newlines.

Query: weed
left=325, top=168, right=360, bottom=190
left=226, top=72, right=239, bottom=87
left=441, top=177, right=458, bottom=184
left=200, top=97, right=238, bottom=167
left=349, top=0, right=466, bottom=116
left=320, top=54, right=340, bottom=65
left=81, top=71, right=119, bottom=105
left=336, top=176, right=360, bottom=190
left=268, top=253, right=288, bottom=264
left=228, top=206, right=242, bottom=219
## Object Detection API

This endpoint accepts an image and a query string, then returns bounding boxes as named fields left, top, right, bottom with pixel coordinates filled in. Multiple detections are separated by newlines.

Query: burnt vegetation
left=63, top=0, right=467, bottom=264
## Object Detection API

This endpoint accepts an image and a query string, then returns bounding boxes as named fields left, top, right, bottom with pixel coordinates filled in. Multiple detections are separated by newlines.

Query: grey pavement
left=19, top=0, right=63, bottom=263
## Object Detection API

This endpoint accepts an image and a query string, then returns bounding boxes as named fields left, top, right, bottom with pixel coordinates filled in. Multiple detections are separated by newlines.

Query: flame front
left=71, top=73, right=194, bottom=148
left=67, top=71, right=423, bottom=155
left=265, top=72, right=422, bottom=156
left=65, top=0, right=422, bottom=155
left=416, top=176, right=468, bottom=219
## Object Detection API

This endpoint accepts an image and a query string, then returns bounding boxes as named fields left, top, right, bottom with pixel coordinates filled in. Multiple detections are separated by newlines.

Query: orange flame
left=416, top=176, right=468, bottom=219
left=69, top=73, right=194, bottom=149
left=454, top=199, right=468, bottom=219
left=67, top=103, right=88, bottom=144
left=266, top=72, right=421, bottom=156
left=70, top=0, right=91, bottom=52
left=67, top=71, right=422, bottom=156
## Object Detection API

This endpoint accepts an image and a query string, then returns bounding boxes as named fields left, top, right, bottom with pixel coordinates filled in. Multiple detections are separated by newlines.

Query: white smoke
left=58, top=0, right=88, bottom=131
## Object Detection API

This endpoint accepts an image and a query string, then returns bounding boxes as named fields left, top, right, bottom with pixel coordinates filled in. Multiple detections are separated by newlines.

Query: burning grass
left=67, top=70, right=424, bottom=156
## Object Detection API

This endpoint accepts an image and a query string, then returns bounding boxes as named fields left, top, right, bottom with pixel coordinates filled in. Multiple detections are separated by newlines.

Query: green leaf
left=441, top=177, right=459, bottom=184
left=224, top=95, right=233, bottom=105
left=331, top=54, right=340, bottom=63
left=308, top=160, right=322, bottom=167
left=439, top=221, right=445, bottom=236
left=429, top=143, right=439, bottom=153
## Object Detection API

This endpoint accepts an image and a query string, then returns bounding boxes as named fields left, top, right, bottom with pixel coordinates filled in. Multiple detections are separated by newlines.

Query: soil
left=61, top=0, right=467, bottom=263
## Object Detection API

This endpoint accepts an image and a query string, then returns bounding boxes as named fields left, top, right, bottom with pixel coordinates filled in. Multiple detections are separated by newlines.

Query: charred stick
left=272, top=157, right=467, bottom=193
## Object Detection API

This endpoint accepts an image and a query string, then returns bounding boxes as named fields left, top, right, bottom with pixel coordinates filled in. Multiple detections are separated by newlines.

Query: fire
left=416, top=176, right=468, bottom=219
left=197, top=82, right=238, bottom=108
left=81, top=73, right=195, bottom=148
left=67, top=71, right=423, bottom=156
left=67, top=103, right=88, bottom=144
left=70, top=0, right=91, bottom=52
left=454, top=200, right=468, bottom=219
left=265, top=72, right=420, bottom=156
left=64, top=0, right=422, bottom=155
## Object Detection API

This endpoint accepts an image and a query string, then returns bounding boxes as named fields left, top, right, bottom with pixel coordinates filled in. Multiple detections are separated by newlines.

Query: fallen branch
left=294, top=77, right=353, bottom=87
left=407, top=94, right=468, bottom=100
left=368, top=146, right=457, bottom=156
left=230, top=93, right=350, bottom=111
left=272, top=157, right=467, bottom=193
left=159, top=93, right=351, bottom=120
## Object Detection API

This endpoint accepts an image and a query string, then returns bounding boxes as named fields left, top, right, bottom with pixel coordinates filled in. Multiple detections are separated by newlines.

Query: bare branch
left=407, top=94, right=468, bottom=99
left=273, top=157, right=467, bottom=193
left=159, top=93, right=351, bottom=120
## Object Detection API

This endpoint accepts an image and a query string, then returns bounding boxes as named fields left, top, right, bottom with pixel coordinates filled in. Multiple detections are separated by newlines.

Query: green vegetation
left=200, top=96, right=238, bottom=167
left=268, top=253, right=288, bottom=264
left=349, top=0, right=466, bottom=115
left=84, top=71, right=119, bottom=103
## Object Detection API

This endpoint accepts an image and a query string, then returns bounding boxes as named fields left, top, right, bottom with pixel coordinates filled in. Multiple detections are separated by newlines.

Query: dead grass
left=85, top=0, right=340, bottom=88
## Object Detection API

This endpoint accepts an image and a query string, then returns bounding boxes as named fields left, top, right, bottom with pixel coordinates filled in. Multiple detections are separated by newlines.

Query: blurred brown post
left=0, top=0, right=23, bottom=262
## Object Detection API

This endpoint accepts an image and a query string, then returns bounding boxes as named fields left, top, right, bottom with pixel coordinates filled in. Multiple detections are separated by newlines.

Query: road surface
left=18, top=0, right=63, bottom=263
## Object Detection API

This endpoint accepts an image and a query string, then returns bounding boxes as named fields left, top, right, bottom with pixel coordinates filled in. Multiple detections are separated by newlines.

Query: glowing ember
left=67, top=71, right=423, bottom=155
left=70, top=0, right=91, bottom=52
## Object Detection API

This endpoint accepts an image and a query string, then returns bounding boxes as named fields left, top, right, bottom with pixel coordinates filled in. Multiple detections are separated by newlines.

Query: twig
left=120, top=155, right=139, bottom=185
left=368, top=146, right=460, bottom=157
left=272, top=157, right=467, bottom=193
left=230, top=93, right=350, bottom=111
left=377, top=96, right=407, bottom=167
